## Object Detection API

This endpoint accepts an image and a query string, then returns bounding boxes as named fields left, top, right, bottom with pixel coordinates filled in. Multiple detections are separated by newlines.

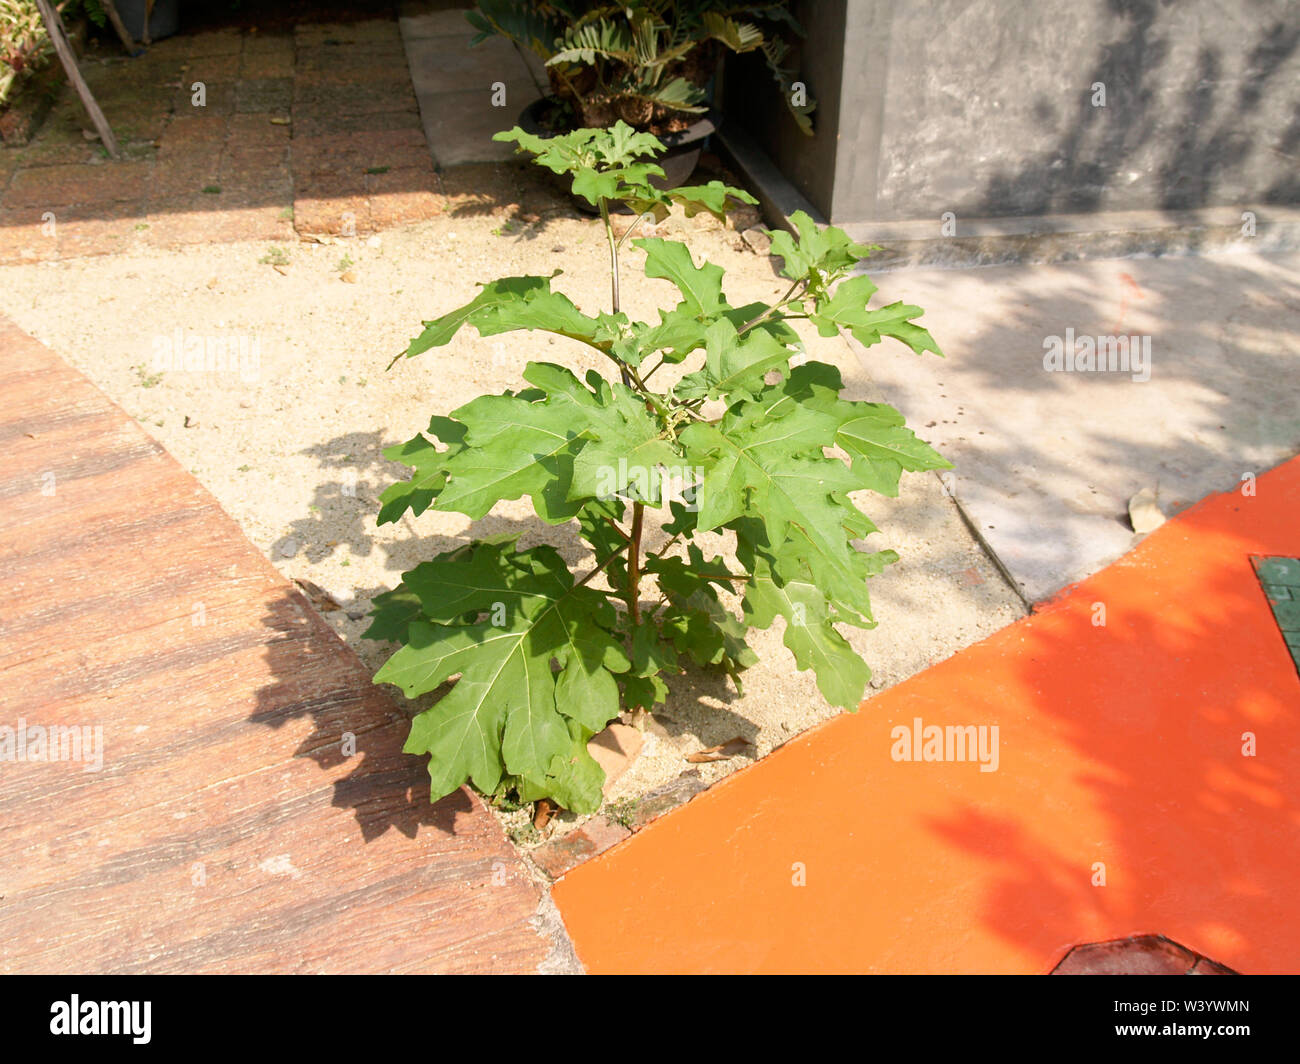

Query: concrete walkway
left=0, top=318, right=557, bottom=974
left=553, top=457, right=1300, bottom=974
left=858, top=249, right=1300, bottom=602
left=399, top=0, right=545, bottom=167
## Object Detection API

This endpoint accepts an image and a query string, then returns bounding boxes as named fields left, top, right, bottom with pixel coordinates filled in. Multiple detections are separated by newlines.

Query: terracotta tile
left=13, top=129, right=99, bottom=167
left=144, top=199, right=293, bottom=246
left=295, top=164, right=366, bottom=196
left=532, top=820, right=631, bottom=879
left=0, top=210, right=58, bottom=263
left=226, top=114, right=292, bottom=147
left=627, top=770, right=707, bottom=830
left=114, top=111, right=171, bottom=145
left=292, top=128, right=431, bottom=178
left=241, top=33, right=295, bottom=58
left=290, top=110, right=423, bottom=137
left=148, top=162, right=221, bottom=202
left=211, top=167, right=293, bottom=205
left=185, top=54, right=242, bottom=83
left=221, top=143, right=290, bottom=173
left=293, top=51, right=412, bottom=86
left=367, top=181, right=442, bottom=228
left=161, top=115, right=229, bottom=146
left=295, top=21, right=402, bottom=47
left=293, top=194, right=371, bottom=237
left=236, top=78, right=294, bottom=115
left=56, top=208, right=148, bottom=258
left=184, top=29, right=243, bottom=58
left=239, top=52, right=296, bottom=80
left=5, top=162, right=151, bottom=209
left=293, top=83, right=419, bottom=119
left=157, top=134, right=223, bottom=168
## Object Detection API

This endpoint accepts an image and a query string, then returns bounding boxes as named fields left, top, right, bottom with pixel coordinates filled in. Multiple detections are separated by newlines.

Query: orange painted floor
left=553, top=458, right=1300, bottom=974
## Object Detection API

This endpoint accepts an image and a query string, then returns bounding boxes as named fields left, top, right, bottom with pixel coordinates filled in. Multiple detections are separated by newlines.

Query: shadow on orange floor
left=552, top=458, right=1300, bottom=974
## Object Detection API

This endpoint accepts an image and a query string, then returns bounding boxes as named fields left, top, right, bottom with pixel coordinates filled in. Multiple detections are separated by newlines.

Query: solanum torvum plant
left=367, top=122, right=950, bottom=815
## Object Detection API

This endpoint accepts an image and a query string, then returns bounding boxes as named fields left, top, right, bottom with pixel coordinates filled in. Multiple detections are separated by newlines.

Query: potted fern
left=368, top=123, right=948, bottom=817
left=468, top=0, right=815, bottom=186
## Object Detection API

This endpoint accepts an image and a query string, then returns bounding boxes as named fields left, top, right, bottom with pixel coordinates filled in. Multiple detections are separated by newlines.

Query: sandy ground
left=0, top=199, right=1024, bottom=840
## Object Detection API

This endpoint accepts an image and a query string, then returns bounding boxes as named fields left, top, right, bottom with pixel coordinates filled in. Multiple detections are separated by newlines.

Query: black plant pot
left=651, top=110, right=720, bottom=189
left=517, top=97, right=720, bottom=214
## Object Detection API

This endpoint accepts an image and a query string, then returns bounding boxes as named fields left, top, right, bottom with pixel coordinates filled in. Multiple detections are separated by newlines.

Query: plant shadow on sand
left=250, top=424, right=755, bottom=840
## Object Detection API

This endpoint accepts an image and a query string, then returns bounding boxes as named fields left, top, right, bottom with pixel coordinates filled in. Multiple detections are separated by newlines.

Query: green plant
left=134, top=364, right=163, bottom=388
left=507, top=821, right=542, bottom=846
left=604, top=796, right=640, bottom=828
left=259, top=246, right=289, bottom=266
left=0, top=1, right=43, bottom=104
left=66, top=1, right=106, bottom=28
left=2, top=2, right=112, bottom=108
left=368, top=122, right=948, bottom=815
left=468, top=0, right=815, bottom=135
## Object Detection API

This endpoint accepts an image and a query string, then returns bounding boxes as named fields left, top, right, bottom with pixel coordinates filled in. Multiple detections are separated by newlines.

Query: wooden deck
left=0, top=318, right=553, bottom=974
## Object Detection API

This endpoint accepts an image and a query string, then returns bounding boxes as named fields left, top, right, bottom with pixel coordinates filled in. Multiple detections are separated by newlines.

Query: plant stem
left=599, top=199, right=622, bottom=319
left=600, top=196, right=645, bottom=641
left=575, top=541, right=630, bottom=590
left=737, top=277, right=805, bottom=336
left=599, top=196, right=637, bottom=390
left=627, top=501, right=644, bottom=625
left=616, top=210, right=654, bottom=249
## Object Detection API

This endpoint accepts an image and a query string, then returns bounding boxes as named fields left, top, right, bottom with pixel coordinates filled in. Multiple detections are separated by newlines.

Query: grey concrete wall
left=723, top=0, right=1300, bottom=225
left=719, top=0, right=846, bottom=215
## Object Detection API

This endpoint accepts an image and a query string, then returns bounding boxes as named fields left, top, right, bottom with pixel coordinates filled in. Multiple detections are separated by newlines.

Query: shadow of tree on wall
left=981, top=0, right=1300, bottom=217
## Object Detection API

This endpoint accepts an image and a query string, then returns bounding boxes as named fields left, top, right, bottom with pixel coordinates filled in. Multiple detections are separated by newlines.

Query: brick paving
left=0, top=17, right=443, bottom=264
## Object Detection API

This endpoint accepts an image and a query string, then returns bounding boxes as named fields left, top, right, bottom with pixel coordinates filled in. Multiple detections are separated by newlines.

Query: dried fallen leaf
left=272, top=264, right=289, bottom=276
left=685, top=737, right=753, bottom=763
left=533, top=798, right=557, bottom=830
left=339, top=269, right=357, bottom=283
left=293, top=578, right=342, bottom=612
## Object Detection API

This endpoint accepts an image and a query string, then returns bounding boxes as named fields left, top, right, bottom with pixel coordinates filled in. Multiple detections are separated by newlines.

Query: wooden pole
left=98, top=0, right=142, bottom=55
left=33, top=0, right=121, bottom=159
